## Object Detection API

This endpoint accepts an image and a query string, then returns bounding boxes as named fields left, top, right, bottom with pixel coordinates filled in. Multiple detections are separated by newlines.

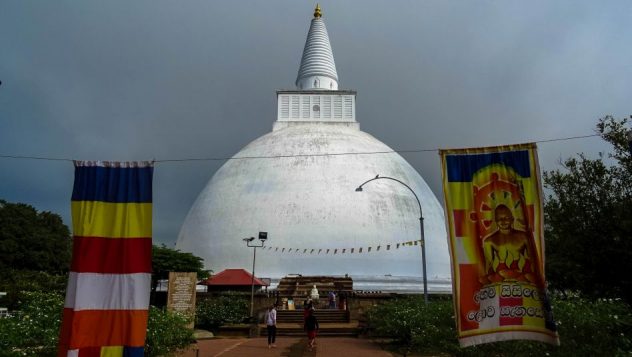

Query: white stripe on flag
left=455, top=237, right=473, bottom=264
left=64, top=272, right=151, bottom=310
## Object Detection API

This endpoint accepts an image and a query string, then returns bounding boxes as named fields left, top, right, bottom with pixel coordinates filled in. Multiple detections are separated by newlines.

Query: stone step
left=263, top=330, right=358, bottom=337
left=277, top=318, right=348, bottom=323
left=276, top=310, right=349, bottom=316
left=276, top=310, right=349, bottom=323
left=259, top=322, right=360, bottom=337
left=277, top=310, right=347, bottom=314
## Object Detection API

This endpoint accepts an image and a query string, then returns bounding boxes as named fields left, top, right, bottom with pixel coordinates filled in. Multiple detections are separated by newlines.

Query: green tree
left=151, top=244, right=209, bottom=291
left=0, top=200, right=71, bottom=273
left=543, top=116, right=632, bottom=301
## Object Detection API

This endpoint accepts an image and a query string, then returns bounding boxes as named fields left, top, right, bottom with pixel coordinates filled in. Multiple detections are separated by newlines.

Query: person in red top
left=303, top=301, right=312, bottom=322
left=304, top=308, right=319, bottom=351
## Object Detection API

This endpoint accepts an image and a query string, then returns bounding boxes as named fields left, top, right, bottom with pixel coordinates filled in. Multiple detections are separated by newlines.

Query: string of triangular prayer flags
left=262, top=239, right=421, bottom=255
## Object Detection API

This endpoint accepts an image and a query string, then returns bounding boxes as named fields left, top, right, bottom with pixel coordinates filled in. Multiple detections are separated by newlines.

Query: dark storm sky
left=1, top=1, right=630, bottom=246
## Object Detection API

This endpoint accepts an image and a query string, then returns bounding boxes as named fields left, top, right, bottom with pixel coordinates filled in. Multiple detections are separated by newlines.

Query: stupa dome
left=177, top=123, right=450, bottom=278
left=176, top=6, right=451, bottom=282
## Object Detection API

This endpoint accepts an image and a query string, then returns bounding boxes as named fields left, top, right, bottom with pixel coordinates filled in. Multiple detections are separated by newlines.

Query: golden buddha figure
left=482, top=204, right=537, bottom=284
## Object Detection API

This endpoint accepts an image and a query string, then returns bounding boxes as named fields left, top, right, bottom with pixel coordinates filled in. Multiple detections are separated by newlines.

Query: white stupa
left=176, top=6, right=451, bottom=284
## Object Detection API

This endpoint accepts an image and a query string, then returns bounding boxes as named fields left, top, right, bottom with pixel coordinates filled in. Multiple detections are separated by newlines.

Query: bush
left=0, top=291, right=64, bottom=357
left=551, top=296, right=632, bottom=356
left=0, top=291, right=195, bottom=357
left=195, top=295, right=249, bottom=330
left=366, top=296, right=457, bottom=355
left=366, top=295, right=632, bottom=356
left=145, top=306, right=195, bottom=357
left=0, top=270, right=67, bottom=310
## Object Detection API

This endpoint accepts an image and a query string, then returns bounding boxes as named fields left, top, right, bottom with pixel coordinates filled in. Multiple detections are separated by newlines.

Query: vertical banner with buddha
left=439, top=143, right=559, bottom=347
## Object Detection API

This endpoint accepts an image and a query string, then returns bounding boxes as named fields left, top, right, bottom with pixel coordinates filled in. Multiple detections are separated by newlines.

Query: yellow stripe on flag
left=100, top=346, right=123, bottom=357
left=71, top=201, right=152, bottom=238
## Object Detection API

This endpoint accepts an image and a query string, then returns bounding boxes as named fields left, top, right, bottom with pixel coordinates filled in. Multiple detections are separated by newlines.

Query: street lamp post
left=244, top=232, right=267, bottom=317
left=355, top=175, right=429, bottom=304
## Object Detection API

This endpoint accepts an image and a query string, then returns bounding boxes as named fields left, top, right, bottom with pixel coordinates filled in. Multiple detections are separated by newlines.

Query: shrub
left=366, top=296, right=457, bottom=355
left=0, top=291, right=195, bottom=357
left=145, top=306, right=195, bottom=357
left=0, top=291, right=63, bottom=357
left=551, top=296, right=632, bottom=356
left=365, top=295, right=632, bottom=356
left=460, top=295, right=632, bottom=356
left=0, top=270, right=67, bottom=310
left=195, top=295, right=249, bottom=330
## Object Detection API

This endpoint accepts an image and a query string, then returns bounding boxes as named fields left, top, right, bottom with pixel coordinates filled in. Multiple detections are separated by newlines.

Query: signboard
left=167, top=272, right=197, bottom=328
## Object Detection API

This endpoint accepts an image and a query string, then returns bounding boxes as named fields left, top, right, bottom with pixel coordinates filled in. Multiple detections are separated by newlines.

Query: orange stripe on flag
left=59, top=308, right=148, bottom=351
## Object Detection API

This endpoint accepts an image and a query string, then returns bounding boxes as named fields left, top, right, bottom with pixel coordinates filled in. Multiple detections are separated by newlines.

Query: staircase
left=260, top=309, right=359, bottom=337
left=277, top=309, right=350, bottom=323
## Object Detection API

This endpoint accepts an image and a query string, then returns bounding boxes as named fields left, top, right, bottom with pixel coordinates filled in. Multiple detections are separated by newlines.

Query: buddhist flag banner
left=59, top=161, right=154, bottom=357
left=439, top=144, right=559, bottom=347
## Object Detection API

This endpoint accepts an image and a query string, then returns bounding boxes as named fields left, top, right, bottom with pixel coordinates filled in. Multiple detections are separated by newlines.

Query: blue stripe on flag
left=123, top=346, right=144, bottom=357
left=445, top=150, right=531, bottom=182
left=71, top=165, right=153, bottom=203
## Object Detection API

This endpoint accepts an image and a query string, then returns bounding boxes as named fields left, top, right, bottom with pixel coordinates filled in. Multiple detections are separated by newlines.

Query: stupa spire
left=296, top=5, right=339, bottom=90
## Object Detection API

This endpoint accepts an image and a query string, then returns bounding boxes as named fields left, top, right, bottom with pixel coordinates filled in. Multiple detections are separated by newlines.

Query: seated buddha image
left=481, top=204, right=537, bottom=284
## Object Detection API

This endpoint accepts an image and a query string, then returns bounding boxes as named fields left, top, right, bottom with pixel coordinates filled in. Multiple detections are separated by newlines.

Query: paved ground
left=178, top=337, right=394, bottom=357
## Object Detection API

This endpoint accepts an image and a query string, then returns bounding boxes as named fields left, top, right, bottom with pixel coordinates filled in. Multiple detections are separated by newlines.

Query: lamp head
left=259, top=231, right=268, bottom=241
left=243, top=237, right=255, bottom=242
left=355, top=187, right=363, bottom=192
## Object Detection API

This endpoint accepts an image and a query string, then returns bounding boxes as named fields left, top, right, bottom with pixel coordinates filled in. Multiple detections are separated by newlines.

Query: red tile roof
left=201, top=269, right=269, bottom=286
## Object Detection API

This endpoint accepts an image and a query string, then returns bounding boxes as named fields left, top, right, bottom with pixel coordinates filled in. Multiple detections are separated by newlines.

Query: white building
left=176, top=6, right=451, bottom=286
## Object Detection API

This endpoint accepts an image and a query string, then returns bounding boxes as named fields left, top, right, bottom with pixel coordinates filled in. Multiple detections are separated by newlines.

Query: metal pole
left=420, top=217, right=428, bottom=304
left=250, top=246, right=257, bottom=317
left=356, top=175, right=428, bottom=304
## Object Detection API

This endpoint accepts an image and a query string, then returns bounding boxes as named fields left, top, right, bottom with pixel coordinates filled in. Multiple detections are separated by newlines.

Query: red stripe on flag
left=77, top=347, right=101, bottom=357
left=452, top=209, right=466, bottom=236
left=58, top=308, right=148, bottom=352
left=499, top=295, right=523, bottom=326
left=71, top=236, right=152, bottom=274
left=459, top=264, right=483, bottom=332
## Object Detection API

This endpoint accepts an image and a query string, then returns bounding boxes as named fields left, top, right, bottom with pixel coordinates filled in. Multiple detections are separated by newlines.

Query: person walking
left=265, top=304, right=277, bottom=348
left=328, top=290, right=336, bottom=309
left=304, top=308, right=319, bottom=351
left=303, top=300, right=313, bottom=323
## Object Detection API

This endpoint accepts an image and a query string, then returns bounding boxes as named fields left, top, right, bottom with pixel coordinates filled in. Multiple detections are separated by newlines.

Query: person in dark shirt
left=304, top=308, right=319, bottom=351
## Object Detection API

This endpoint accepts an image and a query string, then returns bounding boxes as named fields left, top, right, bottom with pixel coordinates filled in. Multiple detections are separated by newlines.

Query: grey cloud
left=1, top=0, right=631, bottom=246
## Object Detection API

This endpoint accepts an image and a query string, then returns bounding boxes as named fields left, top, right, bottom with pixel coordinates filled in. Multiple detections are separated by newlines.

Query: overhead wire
left=0, top=133, right=601, bottom=163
